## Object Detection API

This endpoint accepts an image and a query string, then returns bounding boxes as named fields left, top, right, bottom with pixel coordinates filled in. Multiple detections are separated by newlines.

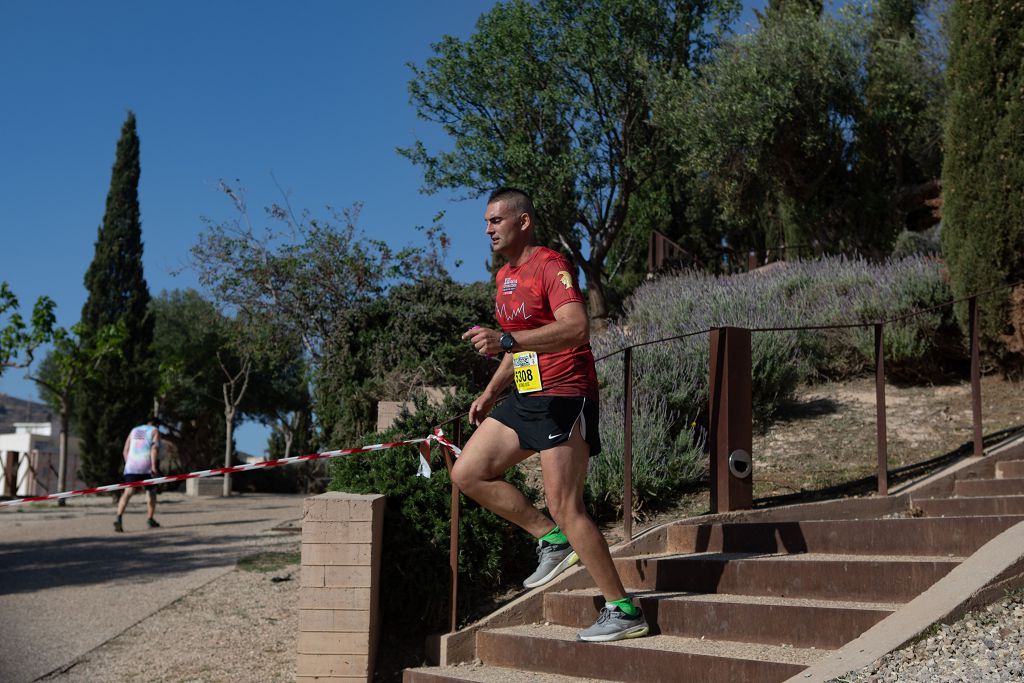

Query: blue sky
left=1, top=1, right=761, bottom=456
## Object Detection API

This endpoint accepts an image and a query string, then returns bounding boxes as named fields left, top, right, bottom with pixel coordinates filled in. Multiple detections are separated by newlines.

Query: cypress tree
left=77, top=111, right=154, bottom=486
left=941, top=0, right=1024, bottom=363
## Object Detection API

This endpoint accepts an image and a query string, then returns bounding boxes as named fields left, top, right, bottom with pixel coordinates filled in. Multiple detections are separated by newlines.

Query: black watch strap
left=500, top=332, right=516, bottom=354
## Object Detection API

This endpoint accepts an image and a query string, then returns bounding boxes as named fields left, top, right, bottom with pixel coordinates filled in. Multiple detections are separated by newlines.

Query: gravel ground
left=43, top=543, right=301, bottom=683
left=832, top=593, right=1024, bottom=683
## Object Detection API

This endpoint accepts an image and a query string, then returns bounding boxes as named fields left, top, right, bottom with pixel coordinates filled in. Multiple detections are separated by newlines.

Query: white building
left=0, top=422, right=84, bottom=498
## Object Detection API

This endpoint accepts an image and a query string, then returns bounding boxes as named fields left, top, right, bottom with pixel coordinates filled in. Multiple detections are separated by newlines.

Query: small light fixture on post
left=708, top=326, right=753, bottom=512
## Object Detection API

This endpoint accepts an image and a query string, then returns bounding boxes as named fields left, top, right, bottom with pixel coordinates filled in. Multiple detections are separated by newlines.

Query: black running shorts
left=490, top=391, right=602, bottom=457
left=124, top=473, right=156, bottom=492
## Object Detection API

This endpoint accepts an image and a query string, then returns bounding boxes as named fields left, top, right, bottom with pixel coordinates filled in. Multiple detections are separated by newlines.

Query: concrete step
left=614, top=552, right=961, bottom=602
left=544, top=590, right=897, bottom=649
left=996, top=460, right=1024, bottom=479
left=666, top=516, right=1024, bottom=557
left=954, top=477, right=1024, bottom=497
left=475, top=624, right=816, bottom=683
left=913, top=494, right=1024, bottom=517
left=404, top=664, right=603, bottom=683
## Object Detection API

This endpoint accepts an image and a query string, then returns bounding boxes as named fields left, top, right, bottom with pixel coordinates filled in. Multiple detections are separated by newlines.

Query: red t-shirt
left=494, top=246, right=598, bottom=399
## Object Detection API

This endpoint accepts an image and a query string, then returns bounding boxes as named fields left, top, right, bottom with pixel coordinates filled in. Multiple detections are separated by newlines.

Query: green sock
left=609, top=598, right=639, bottom=617
left=539, top=526, right=568, bottom=545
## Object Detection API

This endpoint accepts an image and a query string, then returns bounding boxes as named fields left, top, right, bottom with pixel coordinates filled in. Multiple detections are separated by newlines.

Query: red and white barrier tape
left=0, top=431, right=462, bottom=508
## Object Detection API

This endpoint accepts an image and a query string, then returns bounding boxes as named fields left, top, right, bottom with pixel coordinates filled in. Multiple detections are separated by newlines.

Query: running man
left=114, top=417, right=162, bottom=532
left=457, top=187, right=649, bottom=642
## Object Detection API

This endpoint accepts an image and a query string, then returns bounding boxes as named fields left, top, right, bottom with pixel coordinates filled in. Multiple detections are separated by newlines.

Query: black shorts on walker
left=124, top=473, right=156, bottom=492
left=490, top=391, right=602, bottom=456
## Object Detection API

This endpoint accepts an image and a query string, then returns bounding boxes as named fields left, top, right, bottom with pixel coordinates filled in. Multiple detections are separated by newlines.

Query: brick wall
left=297, top=492, right=385, bottom=682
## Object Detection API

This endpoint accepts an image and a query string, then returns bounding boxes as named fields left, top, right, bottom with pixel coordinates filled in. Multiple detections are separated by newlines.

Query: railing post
left=623, top=347, right=634, bottom=542
left=439, top=419, right=463, bottom=634
left=747, top=251, right=758, bottom=271
left=708, top=327, right=753, bottom=512
left=874, top=323, right=888, bottom=496
left=969, top=296, right=984, bottom=457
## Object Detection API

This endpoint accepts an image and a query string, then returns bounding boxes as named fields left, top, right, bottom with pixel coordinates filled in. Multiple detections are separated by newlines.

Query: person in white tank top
left=114, top=417, right=162, bottom=532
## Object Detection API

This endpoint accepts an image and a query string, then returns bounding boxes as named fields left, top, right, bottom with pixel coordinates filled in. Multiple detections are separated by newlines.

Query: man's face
left=485, top=200, right=526, bottom=254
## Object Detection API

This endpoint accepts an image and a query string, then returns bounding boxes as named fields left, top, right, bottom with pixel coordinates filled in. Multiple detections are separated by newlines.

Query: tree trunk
left=584, top=265, right=609, bottom=332
left=223, top=406, right=234, bottom=497
left=57, top=396, right=69, bottom=508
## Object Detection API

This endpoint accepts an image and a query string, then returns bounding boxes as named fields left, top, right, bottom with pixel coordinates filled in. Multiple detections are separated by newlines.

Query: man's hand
left=468, top=391, right=497, bottom=426
left=462, top=325, right=501, bottom=357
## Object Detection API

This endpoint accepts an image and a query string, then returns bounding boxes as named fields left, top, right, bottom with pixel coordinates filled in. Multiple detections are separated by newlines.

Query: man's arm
left=123, top=434, right=131, bottom=461
left=461, top=301, right=589, bottom=357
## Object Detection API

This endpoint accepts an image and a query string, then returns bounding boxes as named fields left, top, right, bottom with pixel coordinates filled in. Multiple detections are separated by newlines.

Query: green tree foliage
left=192, top=184, right=446, bottom=364
left=658, top=1, right=945, bottom=260
left=854, top=0, right=944, bottom=247
left=151, top=288, right=302, bottom=476
left=660, top=6, right=862, bottom=254
left=941, top=0, right=1024, bottom=362
left=402, top=0, right=738, bottom=323
left=32, top=322, right=126, bottom=501
left=150, top=290, right=229, bottom=473
left=76, top=111, right=155, bottom=486
left=191, top=184, right=453, bottom=449
left=1, top=282, right=56, bottom=374
left=317, top=276, right=496, bottom=447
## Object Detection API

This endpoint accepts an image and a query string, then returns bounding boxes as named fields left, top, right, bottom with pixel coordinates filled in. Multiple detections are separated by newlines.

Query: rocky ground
left=43, top=374, right=1024, bottom=682
left=833, top=592, right=1024, bottom=682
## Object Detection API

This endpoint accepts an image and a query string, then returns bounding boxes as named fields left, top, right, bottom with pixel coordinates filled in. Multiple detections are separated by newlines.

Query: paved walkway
left=0, top=491, right=306, bottom=683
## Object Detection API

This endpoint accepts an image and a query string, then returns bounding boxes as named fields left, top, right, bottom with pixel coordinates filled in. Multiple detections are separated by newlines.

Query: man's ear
left=519, top=213, right=532, bottom=232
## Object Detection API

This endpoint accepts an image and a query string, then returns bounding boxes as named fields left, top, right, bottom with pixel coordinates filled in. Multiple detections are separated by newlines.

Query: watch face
left=501, top=333, right=514, bottom=351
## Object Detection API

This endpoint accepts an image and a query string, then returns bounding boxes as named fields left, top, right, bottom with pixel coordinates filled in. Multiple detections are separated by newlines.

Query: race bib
left=512, top=351, right=542, bottom=393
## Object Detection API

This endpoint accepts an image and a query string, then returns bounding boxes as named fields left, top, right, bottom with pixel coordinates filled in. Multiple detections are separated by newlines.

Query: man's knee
left=546, top=493, right=586, bottom=526
left=450, top=458, right=487, bottom=494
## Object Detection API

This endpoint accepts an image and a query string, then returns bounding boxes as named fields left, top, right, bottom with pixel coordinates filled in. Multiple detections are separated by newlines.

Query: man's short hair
left=148, top=416, right=162, bottom=427
left=488, top=187, right=535, bottom=220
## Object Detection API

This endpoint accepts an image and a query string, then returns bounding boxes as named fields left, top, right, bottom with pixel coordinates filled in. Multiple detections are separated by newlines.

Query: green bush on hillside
left=588, top=256, right=955, bottom=518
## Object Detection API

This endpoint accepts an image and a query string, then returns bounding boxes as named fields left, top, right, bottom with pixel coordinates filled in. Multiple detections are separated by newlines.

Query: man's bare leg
left=116, top=487, right=134, bottom=517
left=114, top=487, right=134, bottom=532
left=451, top=418, right=553, bottom=538
left=540, top=427, right=626, bottom=603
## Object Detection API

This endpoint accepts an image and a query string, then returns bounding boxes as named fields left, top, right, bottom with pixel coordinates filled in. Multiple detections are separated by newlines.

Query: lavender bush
left=589, top=256, right=953, bottom=517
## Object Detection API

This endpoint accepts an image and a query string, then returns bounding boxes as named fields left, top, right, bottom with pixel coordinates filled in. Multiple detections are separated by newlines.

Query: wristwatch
left=499, top=332, right=517, bottom=354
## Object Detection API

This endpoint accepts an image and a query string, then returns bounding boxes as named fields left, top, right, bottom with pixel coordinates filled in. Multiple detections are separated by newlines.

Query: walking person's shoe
left=113, top=520, right=123, bottom=533
left=577, top=604, right=650, bottom=642
left=146, top=518, right=160, bottom=528
left=523, top=539, right=578, bottom=588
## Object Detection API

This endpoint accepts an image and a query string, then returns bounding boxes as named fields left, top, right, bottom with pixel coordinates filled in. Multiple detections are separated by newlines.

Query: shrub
left=588, top=255, right=955, bottom=515
left=892, top=226, right=941, bottom=260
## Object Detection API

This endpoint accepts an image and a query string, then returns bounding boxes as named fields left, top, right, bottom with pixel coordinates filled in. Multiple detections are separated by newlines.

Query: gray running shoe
left=577, top=605, right=650, bottom=642
left=523, top=540, right=578, bottom=588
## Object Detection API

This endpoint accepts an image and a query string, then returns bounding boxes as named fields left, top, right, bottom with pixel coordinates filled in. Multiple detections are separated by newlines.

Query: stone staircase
left=403, top=437, right=1024, bottom=683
